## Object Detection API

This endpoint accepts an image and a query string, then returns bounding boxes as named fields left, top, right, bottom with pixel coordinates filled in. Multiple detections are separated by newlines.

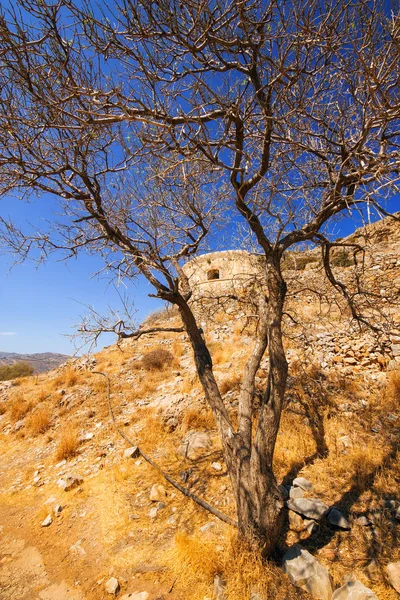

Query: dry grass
left=141, top=348, right=175, bottom=371
left=218, top=372, right=242, bottom=395
left=51, top=367, right=80, bottom=390
left=385, top=367, right=400, bottom=410
left=210, top=343, right=232, bottom=366
left=167, top=532, right=306, bottom=600
left=180, top=375, right=200, bottom=395
left=55, top=426, right=80, bottom=461
left=27, top=407, right=52, bottom=435
left=9, top=395, right=33, bottom=423
left=181, top=407, right=215, bottom=434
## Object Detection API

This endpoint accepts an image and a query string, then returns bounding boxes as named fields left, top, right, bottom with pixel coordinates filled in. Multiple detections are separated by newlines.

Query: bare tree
left=0, top=0, right=399, bottom=556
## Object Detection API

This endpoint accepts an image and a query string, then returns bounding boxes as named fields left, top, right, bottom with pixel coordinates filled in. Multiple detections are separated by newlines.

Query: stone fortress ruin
left=182, top=250, right=266, bottom=302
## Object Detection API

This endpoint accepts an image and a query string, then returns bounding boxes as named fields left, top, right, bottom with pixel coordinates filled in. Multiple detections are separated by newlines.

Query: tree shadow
left=299, top=442, right=399, bottom=558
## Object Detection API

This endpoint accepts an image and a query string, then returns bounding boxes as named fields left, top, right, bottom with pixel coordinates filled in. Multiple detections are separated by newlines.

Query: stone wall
left=182, top=250, right=266, bottom=300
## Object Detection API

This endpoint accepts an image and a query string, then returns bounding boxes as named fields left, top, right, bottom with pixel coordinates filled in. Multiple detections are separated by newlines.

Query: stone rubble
left=105, top=577, right=120, bottom=595
left=282, top=545, right=333, bottom=600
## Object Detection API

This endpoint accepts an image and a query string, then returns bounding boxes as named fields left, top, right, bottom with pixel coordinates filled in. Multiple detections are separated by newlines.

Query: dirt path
left=0, top=529, right=85, bottom=600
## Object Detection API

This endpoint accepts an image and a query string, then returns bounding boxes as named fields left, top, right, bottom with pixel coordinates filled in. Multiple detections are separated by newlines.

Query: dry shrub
left=144, top=305, right=179, bottom=326
left=167, top=532, right=222, bottom=599
left=211, top=344, right=232, bottom=365
left=141, top=348, right=175, bottom=371
left=181, top=376, right=198, bottom=395
left=55, top=426, right=80, bottom=461
left=171, top=340, right=185, bottom=358
left=385, top=367, right=400, bottom=409
left=9, top=395, right=33, bottom=422
left=52, top=367, right=79, bottom=390
left=36, top=388, right=48, bottom=403
left=219, top=372, right=242, bottom=395
left=181, top=407, right=215, bottom=433
left=168, top=533, right=305, bottom=600
left=27, top=407, right=52, bottom=435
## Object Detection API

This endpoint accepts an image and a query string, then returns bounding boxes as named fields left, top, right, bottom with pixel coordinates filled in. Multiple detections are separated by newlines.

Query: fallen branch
left=93, top=371, right=238, bottom=528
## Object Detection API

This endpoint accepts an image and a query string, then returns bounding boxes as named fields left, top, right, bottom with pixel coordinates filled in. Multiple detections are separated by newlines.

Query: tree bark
left=176, top=255, right=288, bottom=557
left=232, top=254, right=288, bottom=555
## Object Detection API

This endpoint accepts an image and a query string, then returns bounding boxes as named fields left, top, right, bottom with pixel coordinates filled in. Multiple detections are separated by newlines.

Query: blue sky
left=1, top=194, right=398, bottom=356
left=0, top=194, right=163, bottom=355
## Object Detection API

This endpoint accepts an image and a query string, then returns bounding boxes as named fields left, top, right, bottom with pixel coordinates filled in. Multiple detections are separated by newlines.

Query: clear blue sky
left=0, top=194, right=399, bottom=356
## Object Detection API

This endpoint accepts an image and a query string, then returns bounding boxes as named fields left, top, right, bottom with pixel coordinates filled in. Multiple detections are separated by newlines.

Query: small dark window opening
left=207, top=268, right=220, bottom=281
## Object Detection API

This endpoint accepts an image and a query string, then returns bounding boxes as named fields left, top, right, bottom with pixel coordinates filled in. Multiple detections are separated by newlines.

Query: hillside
left=0, top=351, right=70, bottom=374
left=0, top=215, right=399, bottom=600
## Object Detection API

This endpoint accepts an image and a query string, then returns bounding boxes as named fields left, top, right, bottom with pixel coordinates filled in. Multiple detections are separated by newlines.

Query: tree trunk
left=175, top=255, right=288, bottom=557
left=232, top=254, right=288, bottom=555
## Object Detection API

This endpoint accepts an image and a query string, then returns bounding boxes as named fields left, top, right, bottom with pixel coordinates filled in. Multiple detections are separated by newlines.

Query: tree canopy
left=0, top=0, right=399, bottom=555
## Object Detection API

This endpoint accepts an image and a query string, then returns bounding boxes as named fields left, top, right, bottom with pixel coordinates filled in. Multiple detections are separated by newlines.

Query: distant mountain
left=0, top=351, right=70, bottom=374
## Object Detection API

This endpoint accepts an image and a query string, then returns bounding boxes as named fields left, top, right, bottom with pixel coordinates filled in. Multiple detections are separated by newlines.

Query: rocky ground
left=0, top=215, right=399, bottom=600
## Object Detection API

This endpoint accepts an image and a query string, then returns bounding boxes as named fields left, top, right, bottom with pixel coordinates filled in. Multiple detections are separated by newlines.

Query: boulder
left=386, top=561, right=400, bottom=593
left=105, top=577, right=120, bottom=595
left=327, top=508, right=351, bottom=530
left=287, top=498, right=330, bottom=520
left=288, top=486, right=304, bottom=499
left=282, top=545, right=333, bottom=600
left=332, top=580, right=377, bottom=599
left=293, top=477, right=313, bottom=491
left=178, top=430, right=212, bottom=460
left=150, top=484, right=167, bottom=502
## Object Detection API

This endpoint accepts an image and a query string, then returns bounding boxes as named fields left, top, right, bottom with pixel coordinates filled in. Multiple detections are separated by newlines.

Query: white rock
left=150, top=484, right=167, bottom=502
left=58, top=474, right=83, bottom=491
left=282, top=545, right=333, bottom=600
left=41, top=515, right=52, bottom=527
left=287, top=498, right=330, bottom=521
left=124, top=446, right=140, bottom=459
left=332, top=579, right=377, bottom=599
left=200, top=521, right=215, bottom=533
left=105, top=577, right=120, bottom=595
left=386, top=561, right=400, bottom=593
left=211, top=462, right=222, bottom=471
left=293, top=477, right=313, bottom=491
left=149, top=507, right=158, bottom=519
left=53, top=504, right=63, bottom=515
left=178, top=430, right=212, bottom=461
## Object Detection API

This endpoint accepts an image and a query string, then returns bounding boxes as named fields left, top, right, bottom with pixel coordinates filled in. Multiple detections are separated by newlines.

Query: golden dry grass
left=167, top=532, right=306, bottom=600
left=26, top=407, right=52, bottom=435
left=51, top=367, right=80, bottom=390
left=218, top=372, right=242, bottom=395
left=9, top=395, right=33, bottom=422
left=55, top=426, right=80, bottom=461
left=180, top=407, right=215, bottom=434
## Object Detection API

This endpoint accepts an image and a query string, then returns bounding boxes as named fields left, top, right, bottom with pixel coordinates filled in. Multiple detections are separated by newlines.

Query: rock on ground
left=327, top=508, right=351, bottom=530
left=386, top=561, right=400, bottom=593
left=293, top=477, right=313, bottom=491
left=287, top=498, right=330, bottom=520
left=150, top=484, right=167, bottom=502
left=178, top=430, right=212, bottom=460
left=41, top=515, right=52, bottom=527
left=282, top=545, right=333, bottom=600
left=332, top=579, right=377, bottom=599
left=124, top=446, right=140, bottom=459
left=105, top=577, right=120, bottom=595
